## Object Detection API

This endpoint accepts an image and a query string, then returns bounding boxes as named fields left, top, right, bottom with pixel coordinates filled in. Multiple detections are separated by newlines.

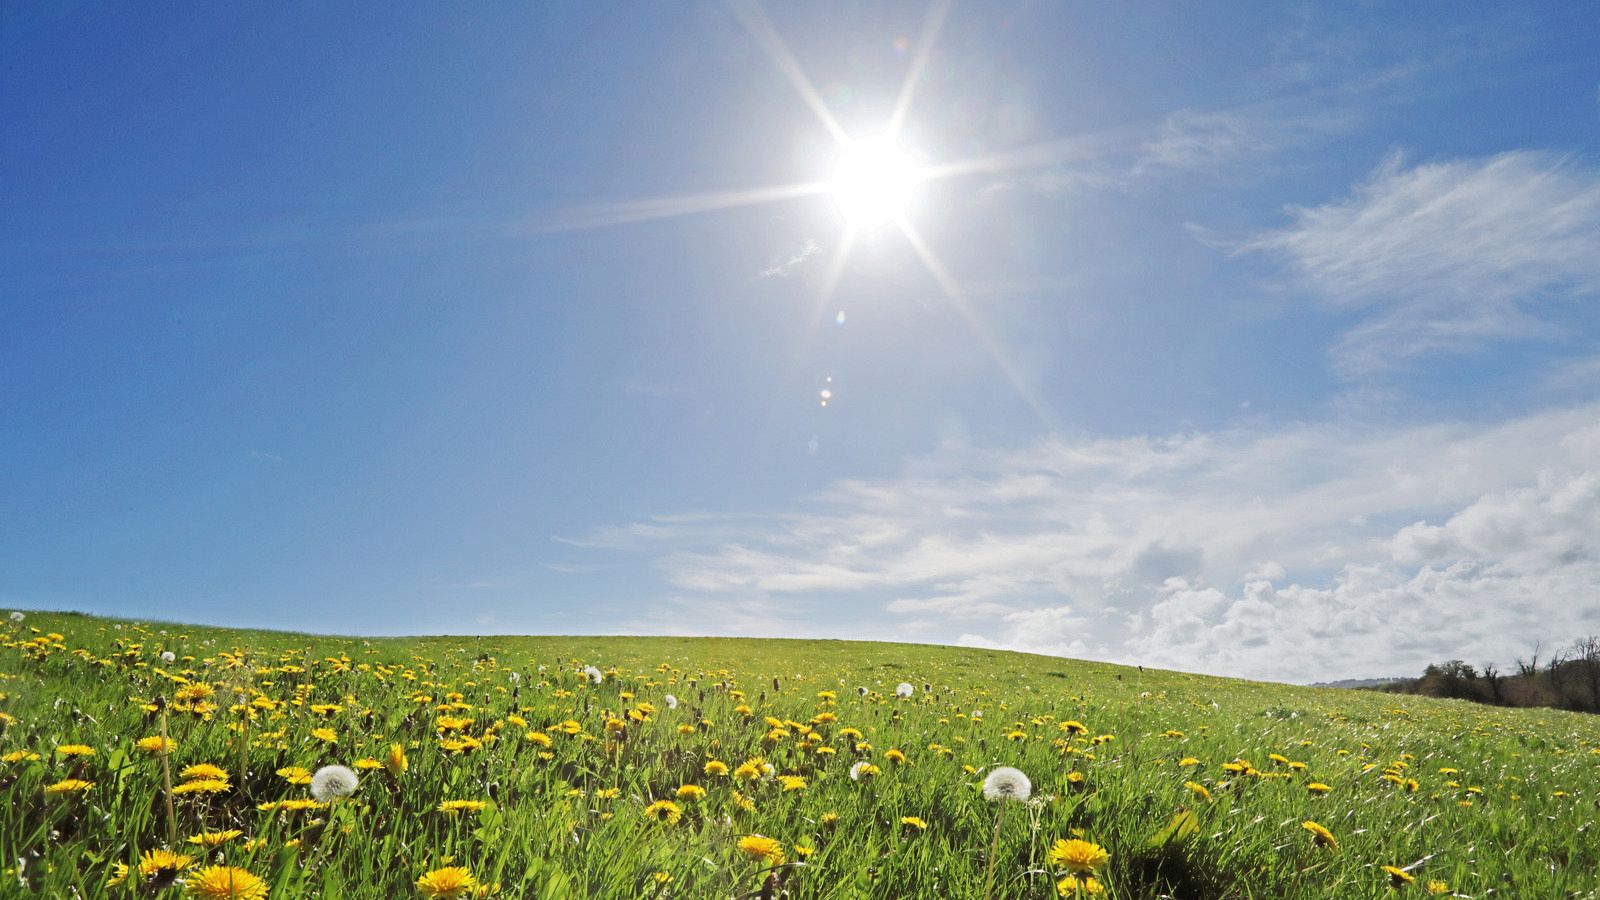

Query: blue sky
left=4, top=2, right=1599, bottom=680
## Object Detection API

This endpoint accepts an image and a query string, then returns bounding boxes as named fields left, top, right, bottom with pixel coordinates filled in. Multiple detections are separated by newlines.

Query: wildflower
left=45, top=778, right=94, bottom=795
left=737, top=834, right=785, bottom=865
left=1048, top=839, right=1110, bottom=874
left=55, top=743, right=95, bottom=757
left=310, top=765, right=359, bottom=801
left=1056, top=875, right=1105, bottom=896
left=386, top=743, right=409, bottom=774
left=1302, top=820, right=1338, bottom=850
left=900, top=815, right=928, bottom=831
left=1307, top=782, right=1332, bottom=795
left=981, top=766, right=1032, bottom=802
left=181, top=763, right=229, bottom=781
left=778, top=775, right=806, bottom=792
left=188, top=830, right=244, bottom=847
left=848, top=761, right=880, bottom=781
left=1425, top=880, right=1450, bottom=895
left=525, top=731, right=552, bottom=748
left=136, top=736, right=175, bottom=754
left=7, top=611, right=22, bottom=622
left=138, top=848, right=194, bottom=882
left=184, top=865, right=268, bottom=899
left=277, top=766, right=312, bottom=784
left=675, top=784, right=706, bottom=801
left=173, top=779, right=229, bottom=795
left=643, top=799, right=683, bottom=824
left=582, top=665, right=603, bottom=684
left=1184, top=781, right=1212, bottom=802
left=884, top=748, right=906, bottom=765
left=664, top=694, right=678, bottom=709
left=416, top=866, right=477, bottom=899
left=1383, top=866, right=1415, bottom=887
left=1060, top=720, right=1087, bottom=735
left=310, top=727, right=337, bottom=743
left=895, top=682, right=914, bottom=698
left=3, top=750, right=41, bottom=763
left=438, top=799, right=487, bottom=815
left=703, top=760, right=728, bottom=777
left=160, top=651, right=177, bottom=663
left=1178, top=757, right=1200, bottom=767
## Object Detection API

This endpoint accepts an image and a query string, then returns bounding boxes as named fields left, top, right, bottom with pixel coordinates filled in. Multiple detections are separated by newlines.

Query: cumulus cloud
left=1239, top=151, right=1600, bottom=376
left=580, top=403, right=1600, bottom=682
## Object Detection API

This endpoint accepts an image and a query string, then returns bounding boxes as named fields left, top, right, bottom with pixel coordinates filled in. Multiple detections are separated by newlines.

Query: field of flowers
left=2, top=611, right=1597, bottom=898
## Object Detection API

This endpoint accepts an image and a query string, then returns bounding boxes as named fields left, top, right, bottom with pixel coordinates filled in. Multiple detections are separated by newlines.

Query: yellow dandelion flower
left=1302, top=820, right=1338, bottom=850
left=1184, top=781, right=1212, bottom=802
left=1308, top=782, right=1332, bottom=795
left=180, top=763, right=229, bottom=781
left=3, top=750, right=41, bottom=763
left=309, top=727, right=337, bottom=743
left=437, top=799, right=487, bottom=815
left=1425, top=880, right=1450, bottom=894
left=675, top=784, right=706, bottom=801
left=524, top=731, right=552, bottom=748
left=1178, top=757, right=1200, bottom=767
left=1048, top=838, right=1110, bottom=874
left=737, top=834, right=785, bottom=865
left=416, top=866, right=478, bottom=899
left=353, top=757, right=382, bottom=770
left=1056, top=875, right=1105, bottom=896
left=778, top=775, right=806, bottom=792
left=172, top=778, right=229, bottom=795
left=276, top=766, right=312, bottom=785
left=386, top=743, right=409, bottom=774
left=138, top=848, right=195, bottom=880
left=45, top=778, right=94, bottom=795
left=1382, top=866, right=1415, bottom=886
left=703, top=759, right=728, bottom=777
left=188, top=830, right=245, bottom=847
left=55, top=744, right=95, bottom=757
left=643, top=799, right=682, bottom=824
left=900, top=815, right=928, bottom=831
left=184, top=865, right=268, bottom=899
left=136, top=736, right=176, bottom=754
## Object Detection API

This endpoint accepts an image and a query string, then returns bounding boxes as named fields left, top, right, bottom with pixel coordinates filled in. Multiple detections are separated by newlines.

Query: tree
left=1482, top=663, right=1503, bottom=704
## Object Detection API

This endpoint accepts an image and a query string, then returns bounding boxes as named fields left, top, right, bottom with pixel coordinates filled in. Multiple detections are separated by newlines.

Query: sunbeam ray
left=898, top=219, right=1060, bottom=432
left=728, top=0, right=850, bottom=147
left=887, top=0, right=952, bottom=140
left=527, top=180, right=829, bottom=234
left=806, top=226, right=856, bottom=340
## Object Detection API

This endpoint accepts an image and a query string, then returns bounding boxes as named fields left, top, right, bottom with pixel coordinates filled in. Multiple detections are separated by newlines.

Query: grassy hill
left=3, top=611, right=1597, bottom=898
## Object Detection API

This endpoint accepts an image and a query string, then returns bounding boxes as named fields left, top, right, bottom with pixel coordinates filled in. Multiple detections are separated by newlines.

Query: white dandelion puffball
left=159, top=651, right=176, bottom=663
left=582, top=665, right=603, bottom=685
left=849, top=761, right=872, bottom=782
left=309, top=765, right=360, bottom=802
left=982, top=766, right=1032, bottom=802
left=895, top=682, right=914, bottom=699
left=664, top=694, right=678, bottom=709
left=971, top=709, right=983, bottom=719
left=8, top=611, right=22, bottom=622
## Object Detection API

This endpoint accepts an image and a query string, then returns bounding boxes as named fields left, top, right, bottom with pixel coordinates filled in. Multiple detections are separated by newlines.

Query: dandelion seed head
left=982, top=766, right=1032, bottom=802
left=309, top=765, right=359, bottom=802
left=895, top=682, right=914, bottom=698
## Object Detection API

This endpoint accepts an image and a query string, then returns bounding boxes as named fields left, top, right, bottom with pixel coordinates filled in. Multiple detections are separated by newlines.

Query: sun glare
left=828, top=135, right=923, bottom=228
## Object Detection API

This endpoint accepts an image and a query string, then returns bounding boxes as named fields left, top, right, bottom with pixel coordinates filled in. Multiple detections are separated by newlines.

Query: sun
left=827, top=135, right=924, bottom=229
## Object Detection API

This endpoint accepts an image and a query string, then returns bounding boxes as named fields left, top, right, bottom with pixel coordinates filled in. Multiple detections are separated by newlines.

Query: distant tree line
left=1375, top=637, right=1600, bottom=714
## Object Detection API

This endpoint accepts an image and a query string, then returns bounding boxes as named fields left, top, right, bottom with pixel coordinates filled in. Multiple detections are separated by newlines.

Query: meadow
left=2, top=611, right=1597, bottom=899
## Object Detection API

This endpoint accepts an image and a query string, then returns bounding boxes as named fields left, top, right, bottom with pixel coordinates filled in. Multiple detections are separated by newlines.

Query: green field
left=3, top=611, right=1597, bottom=898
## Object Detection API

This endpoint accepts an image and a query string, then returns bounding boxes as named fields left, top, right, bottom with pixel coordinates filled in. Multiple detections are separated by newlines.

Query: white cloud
left=1133, top=106, right=1352, bottom=177
left=1240, top=151, right=1600, bottom=376
left=757, top=238, right=822, bottom=278
left=584, top=403, right=1600, bottom=682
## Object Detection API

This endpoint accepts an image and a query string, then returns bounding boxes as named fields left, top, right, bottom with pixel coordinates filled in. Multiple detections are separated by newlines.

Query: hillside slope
left=3, top=611, right=1597, bottom=898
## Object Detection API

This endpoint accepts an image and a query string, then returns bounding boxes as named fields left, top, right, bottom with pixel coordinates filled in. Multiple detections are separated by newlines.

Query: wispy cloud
left=757, top=238, right=822, bottom=278
left=1236, top=150, right=1600, bottom=376
left=582, top=402, right=1600, bottom=681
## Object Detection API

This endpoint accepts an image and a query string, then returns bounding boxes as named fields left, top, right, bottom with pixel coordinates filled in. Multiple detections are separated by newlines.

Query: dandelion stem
left=158, top=705, right=177, bottom=846
left=983, top=800, right=1007, bottom=900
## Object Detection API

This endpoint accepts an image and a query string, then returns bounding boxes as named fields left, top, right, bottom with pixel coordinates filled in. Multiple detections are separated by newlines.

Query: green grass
left=2, top=610, right=1597, bottom=898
